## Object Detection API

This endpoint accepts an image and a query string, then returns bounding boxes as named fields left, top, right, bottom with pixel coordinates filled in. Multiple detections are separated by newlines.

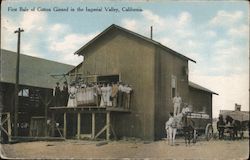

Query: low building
left=189, top=81, right=218, bottom=117
left=0, top=49, right=74, bottom=137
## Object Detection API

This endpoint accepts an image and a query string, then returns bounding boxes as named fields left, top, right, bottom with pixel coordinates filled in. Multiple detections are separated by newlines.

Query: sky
left=1, top=0, right=249, bottom=117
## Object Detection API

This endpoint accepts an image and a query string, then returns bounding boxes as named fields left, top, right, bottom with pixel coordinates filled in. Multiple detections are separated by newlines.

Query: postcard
left=0, top=0, right=249, bottom=159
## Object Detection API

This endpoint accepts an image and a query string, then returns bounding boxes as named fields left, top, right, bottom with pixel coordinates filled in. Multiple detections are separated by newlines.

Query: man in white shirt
left=95, top=83, right=102, bottom=106
left=111, top=82, right=119, bottom=107
left=106, top=83, right=112, bottom=106
left=181, top=103, right=190, bottom=114
left=117, top=82, right=124, bottom=108
left=123, top=84, right=132, bottom=109
left=165, top=112, right=177, bottom=146
left=173, top=93, right=182, bottom=116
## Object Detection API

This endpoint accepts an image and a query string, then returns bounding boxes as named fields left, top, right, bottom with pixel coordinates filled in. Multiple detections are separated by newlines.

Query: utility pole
left=14, top=28, right=24, bottom=136
left=150, top=26, right=153, bottom=40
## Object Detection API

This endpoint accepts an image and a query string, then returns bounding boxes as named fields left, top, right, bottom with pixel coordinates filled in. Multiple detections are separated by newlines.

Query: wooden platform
left=49, top=106, right=131, bottom=141
left=49, top=106, right=131, bottom=113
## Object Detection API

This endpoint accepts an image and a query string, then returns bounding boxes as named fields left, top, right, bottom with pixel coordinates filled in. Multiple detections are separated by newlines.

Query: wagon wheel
left=205, top=123, right=213, bottom=141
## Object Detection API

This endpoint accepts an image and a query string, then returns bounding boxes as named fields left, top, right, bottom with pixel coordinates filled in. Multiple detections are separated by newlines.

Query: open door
left=97, top=75, right=119, bottom=84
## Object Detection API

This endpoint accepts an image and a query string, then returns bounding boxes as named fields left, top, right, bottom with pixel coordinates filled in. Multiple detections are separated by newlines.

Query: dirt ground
left=1, top=138, right=249, bottom=159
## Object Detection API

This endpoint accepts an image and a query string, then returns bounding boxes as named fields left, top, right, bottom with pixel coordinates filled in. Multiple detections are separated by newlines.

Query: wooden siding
left=78, top=29, right=156, bottom=140
left=189, top=87, right=212, bottom=118
left=154, top=46, right=189, bottom=139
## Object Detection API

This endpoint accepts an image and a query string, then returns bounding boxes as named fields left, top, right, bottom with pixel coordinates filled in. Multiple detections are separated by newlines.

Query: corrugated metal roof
left=189, top=81, right=219, bottom=95
left=74, top=24, right=196, bottom=63
left=0, top=49, right=74, bottom=89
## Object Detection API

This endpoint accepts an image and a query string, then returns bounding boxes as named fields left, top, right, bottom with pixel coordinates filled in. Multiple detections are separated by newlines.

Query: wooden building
left=0, top=49, right=74, bottom=138
left=66, top=24, right=218, bottom=140
left=189, top=81, right=218, bottom=117
left=0, top=24, right=218, bottom=141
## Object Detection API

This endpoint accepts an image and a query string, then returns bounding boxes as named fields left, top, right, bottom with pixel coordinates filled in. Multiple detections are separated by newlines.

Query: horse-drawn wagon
left=217, top=110, right=249, bottom=140
left=175, top=110, right=213, bottom=144
left=185, top=112, right=213, bottom=141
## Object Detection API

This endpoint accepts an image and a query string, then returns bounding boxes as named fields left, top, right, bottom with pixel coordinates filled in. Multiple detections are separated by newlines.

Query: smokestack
left=150, top=26, right=153, bottom=39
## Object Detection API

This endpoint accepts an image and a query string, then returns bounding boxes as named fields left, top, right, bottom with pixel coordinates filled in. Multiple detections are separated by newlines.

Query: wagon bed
left=181, top=112, right=213, bottom=141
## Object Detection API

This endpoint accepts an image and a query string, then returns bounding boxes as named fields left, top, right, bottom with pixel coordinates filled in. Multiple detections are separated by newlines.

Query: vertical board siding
left=79, top=30, right=155, bottom=140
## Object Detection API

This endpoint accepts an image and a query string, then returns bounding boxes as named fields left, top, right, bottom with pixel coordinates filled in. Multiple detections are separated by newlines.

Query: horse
left=232, top=120, right=242, bottom=140
left=217, top=114, right=225, bottom=139
left=171, top=107, right=195, bottom=146
left=225, top=115, right=242, bottom=140
left=182, top=114, right=195, bottom=146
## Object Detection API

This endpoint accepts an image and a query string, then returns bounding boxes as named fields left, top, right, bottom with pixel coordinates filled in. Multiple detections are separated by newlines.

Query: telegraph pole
left=14, top=28, right=24, bottom=136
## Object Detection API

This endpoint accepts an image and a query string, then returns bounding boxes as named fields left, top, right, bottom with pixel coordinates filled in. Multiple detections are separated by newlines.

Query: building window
left=171, top=75, right=177, bottom=98
left=18, top=89, right=29, bottom=97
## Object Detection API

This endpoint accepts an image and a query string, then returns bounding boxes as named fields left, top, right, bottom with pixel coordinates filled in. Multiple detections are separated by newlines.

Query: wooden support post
left=44, top=104, right=48, bottom=137
left=106, top=112, right=110, bottom=141
left=0, top=114, right=2, bottom=143
left=64, top=112, right=67, bottom=139
left=0, top=84, right=3, bottom=141
left=7, top=113, right=12, bottom=142
left=44, top=90, right=48, bottom=137
left=77, top=112, right=81, bottom=139
left=14, top=28, right=24, bottom=136
left=92, top=113, right=95, bottom=139
left=51, top=112, right=55, bottom=137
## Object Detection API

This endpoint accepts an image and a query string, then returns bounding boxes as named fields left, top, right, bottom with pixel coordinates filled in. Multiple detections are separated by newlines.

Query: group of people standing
left=97, top=82, right=132, bottom=108
left=54, top=81, right=133, bottom=109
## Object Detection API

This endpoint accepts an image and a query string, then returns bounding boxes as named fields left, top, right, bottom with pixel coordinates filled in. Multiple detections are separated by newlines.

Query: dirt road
left=1, top=139, right=249, bottom=159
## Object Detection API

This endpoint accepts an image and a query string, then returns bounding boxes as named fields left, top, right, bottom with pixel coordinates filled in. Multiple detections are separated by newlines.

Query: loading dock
left=49, top=106, right=131, bottom=140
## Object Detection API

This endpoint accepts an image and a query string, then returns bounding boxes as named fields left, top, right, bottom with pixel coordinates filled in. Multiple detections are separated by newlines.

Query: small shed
left=189, top=81, right=218, bottom=119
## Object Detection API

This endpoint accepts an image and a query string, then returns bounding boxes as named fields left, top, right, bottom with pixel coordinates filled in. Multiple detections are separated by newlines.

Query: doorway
left=97, top=75, right=119, bottom=84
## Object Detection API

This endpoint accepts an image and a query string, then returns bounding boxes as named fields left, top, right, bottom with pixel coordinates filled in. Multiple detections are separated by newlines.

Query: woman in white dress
left=89, top=84, right=95, bottom=105
left=100, top=84, right=106, bottom=107
left=106, top=83, right=112, bottom=106
left=76, top=84, right=84, bottom=106
left=67, top=83, right=77, bottom=107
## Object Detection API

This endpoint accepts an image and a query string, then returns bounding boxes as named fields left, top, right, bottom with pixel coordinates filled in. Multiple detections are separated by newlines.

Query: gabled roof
left=74, top=24, right=196, bottom=63
left=189, top=81, right=218, bottom=95
left=0, top=49, right=74, bottom=89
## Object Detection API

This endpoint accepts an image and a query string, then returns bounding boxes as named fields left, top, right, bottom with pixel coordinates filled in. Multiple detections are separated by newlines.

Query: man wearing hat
left=111, top=82, right=119, bottom=107
left=54, top=82, right=61, bottom=107
left=61, top=81, right=69, bottom=106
